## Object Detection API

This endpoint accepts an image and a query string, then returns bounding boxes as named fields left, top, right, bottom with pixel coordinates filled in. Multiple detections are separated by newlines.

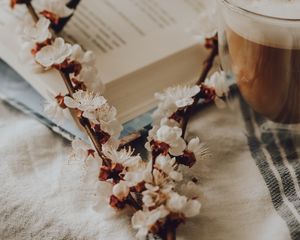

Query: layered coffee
left=223, top=0, right=300, bottom=123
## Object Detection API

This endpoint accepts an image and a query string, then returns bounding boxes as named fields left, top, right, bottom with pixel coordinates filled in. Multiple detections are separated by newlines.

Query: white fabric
left=0, top=98, right=292, bottom=240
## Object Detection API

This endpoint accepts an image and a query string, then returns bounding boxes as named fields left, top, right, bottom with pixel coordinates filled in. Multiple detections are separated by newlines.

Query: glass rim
left=219, top=0, right=300, bottom=22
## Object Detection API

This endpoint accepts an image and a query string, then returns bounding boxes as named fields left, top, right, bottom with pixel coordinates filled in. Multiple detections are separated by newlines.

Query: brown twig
left=26, top=2, right=39, bottom=22
left=181, top=36, right=219, bottom=137
left=60, top=72, right=111, bottom=166
left=165, top=227, right=176, bottom=240
left=26, top=2, right=111, bottom=166
left=61, top=65, right=142, bottom=209
left=126, top=194, right=142, bottom=211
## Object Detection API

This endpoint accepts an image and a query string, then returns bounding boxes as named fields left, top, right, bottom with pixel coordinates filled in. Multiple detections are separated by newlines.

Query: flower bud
left=112, top=181, right=130, bottom=201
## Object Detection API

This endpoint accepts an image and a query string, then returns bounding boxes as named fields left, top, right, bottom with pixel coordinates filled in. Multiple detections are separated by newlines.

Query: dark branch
left=26, top=2, right=39, bottom=22
left=52, top=0, right=81, bottom=32
left=181, top=36, right=219, bottom=137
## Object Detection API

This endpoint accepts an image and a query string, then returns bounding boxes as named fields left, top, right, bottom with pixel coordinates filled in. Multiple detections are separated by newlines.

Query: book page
left=0, top=0, right=210, bottom=123
left=0, top=0, right=208, bottom=83
left=62, top=0, right=208, bottom=83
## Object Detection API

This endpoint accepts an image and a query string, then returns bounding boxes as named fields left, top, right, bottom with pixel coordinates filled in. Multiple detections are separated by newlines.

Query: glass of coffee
left=217, top=0, right=300, bottom=124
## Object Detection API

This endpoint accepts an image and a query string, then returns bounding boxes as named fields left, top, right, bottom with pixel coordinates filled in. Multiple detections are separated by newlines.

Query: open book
left=0, top=0, right=211, bottom=135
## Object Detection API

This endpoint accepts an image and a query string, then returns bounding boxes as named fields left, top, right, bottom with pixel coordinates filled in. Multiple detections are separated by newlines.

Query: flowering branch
left=11, top=2, right=228, bottom=240
left=60, top=71, right=113, bottom=166
left=20, top=1, right=141, bottom=210
left=24, top=1, right=110, bottom=166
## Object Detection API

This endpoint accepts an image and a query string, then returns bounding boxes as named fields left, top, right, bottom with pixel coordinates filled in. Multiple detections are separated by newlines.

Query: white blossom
left=204, top=71, right=229, bottom=109
left=178, top=181, right=202, bottom=200
left=167, top=192, right=187, bottom=211
left=35, top=37, right=72, bottom=67
left=102, top=145, right=142, bottom=168
left=150, top=169, right=173, bottom=188
left=21, top=16, right=51, bottom=43
left=166, top=192, right=201, bottom=218
left=69, top=139, right=102, bottom=185
left=152, top=85, right=199, bottom=126
left=69, top=44, right=105, bottom=93
left=142, top=181, right=173, bottom=208
left=64, top=90, right=107, bottom=112
left=159, top=117, right=180, bottom=128
left=77, top=65, right=105, bottom=93
left=70, top=139, right=95, bottom=163
left=183, top=199, right=201, bottom=217
left=156, top=125, right=186, bottom=156
left=83, top=103, right=123, bottom=138
left=141, top=169, right=175, bottom=208
left=187, top=137, right=210, bottom=162
left=44, top=93, right=69, bottom=124
left=17, top=17, right=50, bottom=69
left=141, top=187, right=159, bottom=208
left=152, top=103, right=177, bottom=127
left=35, top=0, right=73, bottom=18
left=112, top=181, right=130, bottom=201
left=155, top=85, right=200, bottom=109
left=206, top=71, right=229, bottom=97
left=77, top=65, right=97, bottom=82
left=124, top=161, right=152, bottom=187
left=70, top=44, right=96, bottom=65
left=76, top=65, right=105, bottom=94
left=155, top=155, right=183, bottom=182
left=145, top=125, right=186, bottom=156
left=132, top=206, right=169, bottom=240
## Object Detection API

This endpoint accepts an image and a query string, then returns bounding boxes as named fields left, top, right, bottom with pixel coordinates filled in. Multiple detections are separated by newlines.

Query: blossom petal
left=169, top=138, right=186, bottom=156
left=112, top=181, right=129, bottom=201
left=188, top=137, right=200, bottom=150
left=64, top=96, right=79, bottom=109
left=184, top=200, right=201, bottom=218
left=175, top=97, right=194, bottom=108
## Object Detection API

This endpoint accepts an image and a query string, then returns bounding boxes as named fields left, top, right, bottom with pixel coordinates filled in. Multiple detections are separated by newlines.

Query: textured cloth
left=0, top=95, right=299, bottom=240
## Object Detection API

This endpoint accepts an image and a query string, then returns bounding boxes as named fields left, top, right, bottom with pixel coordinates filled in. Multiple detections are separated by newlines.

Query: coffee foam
left=222, top=0, right=300, bottom=49
left=231, top=0, right=300, bottom=19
